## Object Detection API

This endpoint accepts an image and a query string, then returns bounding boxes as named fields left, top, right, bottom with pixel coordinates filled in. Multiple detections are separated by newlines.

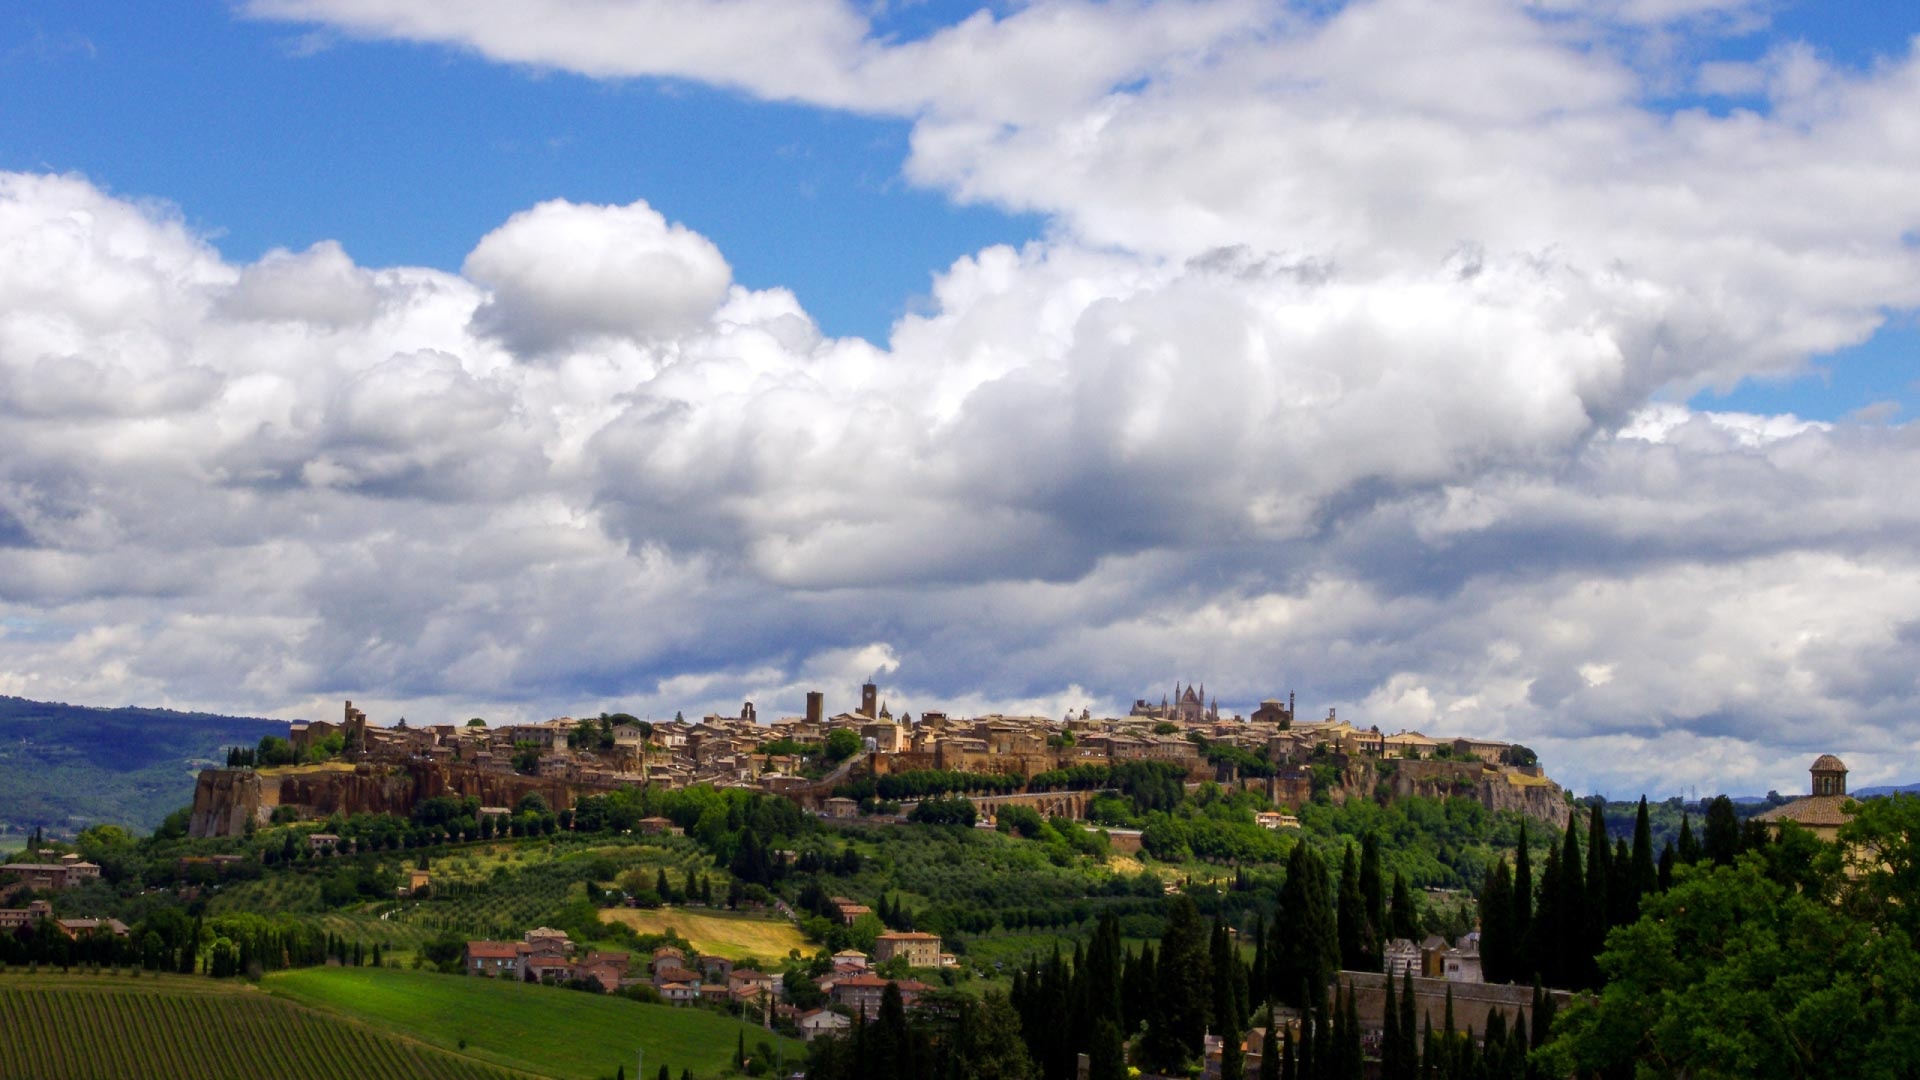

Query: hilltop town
left=189, top=681, right=1570, bottom=838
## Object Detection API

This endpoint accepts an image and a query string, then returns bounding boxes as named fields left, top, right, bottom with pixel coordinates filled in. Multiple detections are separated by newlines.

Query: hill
left=0, top=695, right=284, bottom=836
left=0, top=971, right=534, bottom=1080
left=266, top=966, right=802, bottom=1079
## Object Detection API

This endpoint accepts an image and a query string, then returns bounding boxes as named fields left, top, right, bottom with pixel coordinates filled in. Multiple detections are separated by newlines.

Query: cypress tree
left=1524, top=842, right=1557, bottom=987
left=1143, top=895, right=1210, bottom=1070
left=1657, top=840, right=1675, bottom=892
left=1280, top=1028, right=1295, bottom=1080
left=1382, top=971, right=1401, bottom=1079
left=1088, top=1018, right=1128, bottom=1080
left=1676, top=812, right=1700, bottom=865
left=1087, top=912, right=1124, bottom=1028
left=1511, top=821, right=1533, bottom=959
left=1221, top=1026, right=1245, bottom=1080
left=1278, top=844, right=1338, bottom=1008
left=1211, top=920, right=1238, bottom=1036
left=1556, top=813, right=1587, bottom=988
left=1399, top=968, right=1416, bottom=1079
left=1336, top=842, right=1367, bottom=972
left=1478, top=858, right=1514, bottom=984
left=1359, top=834, right=1386, bottom=969
left=1583, top=803, right=1611, bottom=984
left=1391, top=871, right=1419, bottom=942
left=1251, top=913, right=1269, bottom=1011
left=1260, top=1009, right=1280, bottom=1080
left=1630, top=796, right=1655, bottom=907
left=1703, top=794, right=1740, bottom=866
left=1609, top=837, right=1633, bottom=926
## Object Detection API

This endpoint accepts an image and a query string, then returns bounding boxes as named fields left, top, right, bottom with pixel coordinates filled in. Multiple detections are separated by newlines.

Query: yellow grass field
left=600, top=907, right=809, bottom=964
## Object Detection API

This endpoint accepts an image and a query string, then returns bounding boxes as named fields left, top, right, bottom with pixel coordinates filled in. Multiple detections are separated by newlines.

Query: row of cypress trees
left=1478, top=794, right=1758, bottom=989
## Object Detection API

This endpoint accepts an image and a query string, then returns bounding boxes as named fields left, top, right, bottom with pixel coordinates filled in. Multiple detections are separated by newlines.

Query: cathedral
left=1128, top=681, right=1220, bottom=724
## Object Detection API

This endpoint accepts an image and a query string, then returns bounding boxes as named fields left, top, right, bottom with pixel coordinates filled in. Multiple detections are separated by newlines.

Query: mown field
left=0, top=972, right=535, bottom=1080
left=267, top=966, right=802, bottom=1079
left=600, top=907, right=809, bottom=964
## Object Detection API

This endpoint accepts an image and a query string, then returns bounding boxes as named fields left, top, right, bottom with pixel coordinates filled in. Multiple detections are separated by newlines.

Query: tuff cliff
left=187, top=761, right=610, bottom=838
left=1343, top=757, right=1573, bottom=830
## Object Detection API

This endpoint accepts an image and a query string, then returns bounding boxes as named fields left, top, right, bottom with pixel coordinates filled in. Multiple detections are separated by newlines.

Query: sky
left=1, top=0, right=1918, bottom=799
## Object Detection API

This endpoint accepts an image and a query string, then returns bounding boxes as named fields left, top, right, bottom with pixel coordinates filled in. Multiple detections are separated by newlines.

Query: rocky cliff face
left=189, top=768, right=264, bottom=839
left=188, top=760, right=610, bottom=838
left=1329, top=757, right=1572, bottom=831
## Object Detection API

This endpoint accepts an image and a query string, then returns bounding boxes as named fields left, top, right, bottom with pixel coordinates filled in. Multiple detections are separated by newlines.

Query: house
left=830, top=949, right=870, bottom=974
left=54, top=917, right=130, bottom=939
left=403, top=869, right=431, bottom=896
left=872, top=931, right=942, bottom=968
left=0, top=856, right=102, bottom=891
left=464, top=941, right=523, bottom=978
left=829, top=974, right=933, bottom=1013
left=0, top=899, right=52, bottom=931
left=652, top=963, right=702, bottom=988
left=830, top=897, right=871, bottom=925
left=523, top=927, right=573, bottom=957
left=1254, top=811, right=1299, bottom=830
left=798, top=1008, right=853, bottom=1042
left=824, top=798, right=861, bottom=819
left=1383, top=938, right=1420, bottom=978
left=659, top=980, right=700, bottom=1005
left=575, top=952, right=630, bottom=993
left=637, top=816, right=684, bottom=837
left=306, top=834, right=341, bottom=852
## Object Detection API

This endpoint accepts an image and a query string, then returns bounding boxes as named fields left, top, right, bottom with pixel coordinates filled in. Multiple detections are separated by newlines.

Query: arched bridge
left=966, top=788, right=1112, bottom=823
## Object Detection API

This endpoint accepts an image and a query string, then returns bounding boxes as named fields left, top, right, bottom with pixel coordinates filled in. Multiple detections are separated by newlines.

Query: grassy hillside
left=600, top=908, right=808, bottom=965
left=0, top=971, right=534, bottom=1080
left=0, top=695, right=285, bottom=835
left=266, top=966, right=802, bottom=1079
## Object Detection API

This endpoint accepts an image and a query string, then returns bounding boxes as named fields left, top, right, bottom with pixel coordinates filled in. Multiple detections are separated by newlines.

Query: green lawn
left=266, top=966, right=801, bottom=1080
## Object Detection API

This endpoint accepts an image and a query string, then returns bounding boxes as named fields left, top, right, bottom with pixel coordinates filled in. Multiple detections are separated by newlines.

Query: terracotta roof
left=466, top=941, right=522, bottom=958
left=1811, top=754, right=1849, bottom=772
left=1755, top=794, right=1855, bottom=828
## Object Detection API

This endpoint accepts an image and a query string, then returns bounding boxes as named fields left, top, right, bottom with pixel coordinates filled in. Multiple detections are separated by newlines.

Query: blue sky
left=0, top=2, right=1039, bottom=344
left=3, top=0, right=1920, bottom=798
left=2, top=2, right=1913, bottom=415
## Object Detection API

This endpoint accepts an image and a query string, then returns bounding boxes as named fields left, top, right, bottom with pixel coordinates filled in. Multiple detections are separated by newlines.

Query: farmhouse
left=872, top=931, right=942, bottom=968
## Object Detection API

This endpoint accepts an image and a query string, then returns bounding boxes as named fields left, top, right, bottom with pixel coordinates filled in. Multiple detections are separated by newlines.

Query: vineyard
left=0, top=972, right=537, bottom=1080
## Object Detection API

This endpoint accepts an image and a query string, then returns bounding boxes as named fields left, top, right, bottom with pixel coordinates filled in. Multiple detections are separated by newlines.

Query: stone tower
left=1810, top=754, right=1848, bottom=797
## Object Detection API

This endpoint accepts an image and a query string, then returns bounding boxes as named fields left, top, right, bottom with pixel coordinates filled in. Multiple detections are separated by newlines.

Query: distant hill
left=1853, top=782, right=1920, bottom=798
left=0, top=695, right=284, bottom=836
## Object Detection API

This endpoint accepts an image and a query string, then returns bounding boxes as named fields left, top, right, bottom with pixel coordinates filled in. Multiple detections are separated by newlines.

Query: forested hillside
left=0, top=696, right=283, bottom=836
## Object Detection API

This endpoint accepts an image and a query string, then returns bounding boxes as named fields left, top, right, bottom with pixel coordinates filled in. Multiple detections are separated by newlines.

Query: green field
left=0, top=972, right=534, bottom=1080
left=601, top=907, right=810, bottom=965
left=267, top=966, right=802, bottom=1079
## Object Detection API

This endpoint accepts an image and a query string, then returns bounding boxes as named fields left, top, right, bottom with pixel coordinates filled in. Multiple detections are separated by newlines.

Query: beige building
left=873, top=931, right=942, bottom=968
left=1755, top=755, right=1855, bottom=843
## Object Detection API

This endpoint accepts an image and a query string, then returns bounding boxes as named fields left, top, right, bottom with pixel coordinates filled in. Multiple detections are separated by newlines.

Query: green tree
left=825, top=727, right=861, bottom=761
left=1703, top=794, right=1740, bottom=866
left=1277, top=843, right=1338, bottom=1008
left=1540, top=855, right=1920, bottom=1077
left=1141, top=895, right=1210, bottom=1071
left=1336, top=842, right=1368, bottom=972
